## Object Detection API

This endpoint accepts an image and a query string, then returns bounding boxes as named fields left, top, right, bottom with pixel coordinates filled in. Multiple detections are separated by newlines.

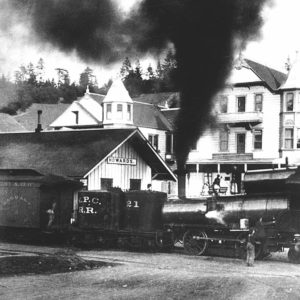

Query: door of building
left=237, top=133, right=246, bottom=153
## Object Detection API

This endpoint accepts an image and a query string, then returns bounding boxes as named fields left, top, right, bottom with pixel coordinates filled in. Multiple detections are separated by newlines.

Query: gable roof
left=244, top=59, right=287, bottom=91
left=86, top=93, right=105, bottom=105
left=160, top=108, right=179, bottom=129
left=279, top=58, right=300, bottom=90
left=0, top=128, right=176, bottom=180
left=133, top=92, right=180, bottom=108
left=133, top=101, right=173, bottom=131
left=14, top=103, right=70, bottom=131
left=0, top=113, right=27, bottom=132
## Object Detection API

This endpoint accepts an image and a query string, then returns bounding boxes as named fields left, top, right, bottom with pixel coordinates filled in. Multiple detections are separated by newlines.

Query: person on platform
left=212, top=174, right=221, bottom=195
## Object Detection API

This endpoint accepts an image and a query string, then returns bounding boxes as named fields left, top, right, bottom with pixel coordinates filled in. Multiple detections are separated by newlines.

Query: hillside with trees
left=0, top=51, right=178, bottom=115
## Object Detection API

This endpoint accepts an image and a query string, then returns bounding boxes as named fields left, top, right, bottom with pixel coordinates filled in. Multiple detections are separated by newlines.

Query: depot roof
left=0, top=128, right=176, bottom=181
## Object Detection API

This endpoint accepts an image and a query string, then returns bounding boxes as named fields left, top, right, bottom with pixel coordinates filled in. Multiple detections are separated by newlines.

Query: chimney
left=35, top=110, right=43, bottom=133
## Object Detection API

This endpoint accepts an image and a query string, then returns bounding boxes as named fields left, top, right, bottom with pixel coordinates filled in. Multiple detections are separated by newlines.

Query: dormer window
left=117, top=104, right=123, bottom=119
left=286, top=93, right=294, bottom=111
left=127, top=104, right=131, bottom=121
left=72, top=111, right=79, bottom=124
left=106, top=104, right=112, bottom=120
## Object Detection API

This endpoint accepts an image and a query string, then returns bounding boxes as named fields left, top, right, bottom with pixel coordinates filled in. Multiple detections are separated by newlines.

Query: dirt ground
left=0, top=250, right=113, bottom=276
left=0, top=243, right=300, bottom=300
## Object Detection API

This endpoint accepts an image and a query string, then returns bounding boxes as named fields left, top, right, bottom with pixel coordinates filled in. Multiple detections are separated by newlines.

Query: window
left=254, top=94, right=263, bottom=112
left=285, top=128, right=294, bottom=149
left=148, top=134, right=159, bottom=150
left=253, top=130, right=262, bottom=150
left=117, top=104, right=123, bottom=119
left=286, top=93, right=294, bottom=111
left=297, top=129, right=300, bottom=148
left=130, top=179, right=141, bottom=190
left=72, top=111, right=79, bottom=124
left=106, top=104, right=112, bottom=120
left=219, top=96, right=228, bottom=113
left=219, top=129, right=229, bottom=152
left=166, top=133, right=173, bottom=153
left=191, top=140, right=197, bottom=150
left=127, top=104, right=131, bottom=121
left=101, top=178, right=113, bottom=190
left=237, top=96, right=246, bottom=112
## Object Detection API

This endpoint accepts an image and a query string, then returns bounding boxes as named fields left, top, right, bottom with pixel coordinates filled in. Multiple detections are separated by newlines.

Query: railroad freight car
left=70, top=189, right=173, bottom=249
left=163, top=168, right=300, bottom=263
left=0, top=169, right=81, bottom=242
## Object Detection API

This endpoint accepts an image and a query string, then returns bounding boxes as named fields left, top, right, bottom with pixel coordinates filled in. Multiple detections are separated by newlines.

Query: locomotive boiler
left=163, top=168, right=300, bottom=263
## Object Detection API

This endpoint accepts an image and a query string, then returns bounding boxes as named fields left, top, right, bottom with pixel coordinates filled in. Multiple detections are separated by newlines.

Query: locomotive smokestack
left=178, top=174, right=186, bottom=198
left=35, top=110, right=42, bottom=133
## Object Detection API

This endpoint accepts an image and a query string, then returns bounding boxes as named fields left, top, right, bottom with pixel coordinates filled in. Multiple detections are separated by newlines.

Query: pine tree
left=120, top=57, right=133, bottom=79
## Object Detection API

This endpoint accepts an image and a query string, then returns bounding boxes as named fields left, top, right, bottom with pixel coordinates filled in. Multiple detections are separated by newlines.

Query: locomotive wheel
left=183, top=230, right=208, bottom=256
left=288, top=246, right=300, bottom=264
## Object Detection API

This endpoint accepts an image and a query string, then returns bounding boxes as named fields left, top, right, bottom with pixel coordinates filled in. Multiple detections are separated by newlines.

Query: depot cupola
left=103, top=79, right=134, bottom=128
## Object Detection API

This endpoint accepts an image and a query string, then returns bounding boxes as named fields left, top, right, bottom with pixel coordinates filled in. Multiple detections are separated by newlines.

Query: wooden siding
left=87, top=141, right=151, bottom=190
left=139, top=127, right=167, bottom=159
left=188, top=85, right=281, bottom=162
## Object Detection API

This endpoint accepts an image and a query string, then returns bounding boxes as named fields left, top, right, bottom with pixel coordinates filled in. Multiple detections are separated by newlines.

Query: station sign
left=107, top=157, right=137, bottom=166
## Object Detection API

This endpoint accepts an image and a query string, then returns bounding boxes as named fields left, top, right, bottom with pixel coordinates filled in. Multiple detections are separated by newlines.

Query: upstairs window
left=219, top=129, right=229, bottom=152
left=255, top=94, right=263, bottom=112
left=166, top=133, right=173, bottom=153
left=253, top=130, right=263, bottom=150
left=286, top=93, right=294, bottom=111
left=219, top=96, right=228, bottom=113
left=106, top=104, right=112, bottom=120
left=127, top=104, right=131, bottom=121
left=285, top=128, right=294, bottom=149
left=117, top=104, right=123, bottom=119
left=191, top=140, right=197, bottom=151
left=237, top=96, right=246, bottom=112
left=149, top=134, right=159, bottom=150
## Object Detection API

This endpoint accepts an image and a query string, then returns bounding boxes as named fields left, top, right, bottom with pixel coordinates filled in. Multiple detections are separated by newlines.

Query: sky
left=0, top=0, right=299, bottom=85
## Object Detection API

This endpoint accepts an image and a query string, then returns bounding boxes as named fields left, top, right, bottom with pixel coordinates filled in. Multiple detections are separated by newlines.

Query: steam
left=205, top=210, right=227, bottom=226
left=3, top=0, right=272, bottom=168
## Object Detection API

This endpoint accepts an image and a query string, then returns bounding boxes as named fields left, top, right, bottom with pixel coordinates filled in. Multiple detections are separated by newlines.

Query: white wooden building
left=183, top=58, right=293, bottom=197
left=0, top=128, right=176, bottom=208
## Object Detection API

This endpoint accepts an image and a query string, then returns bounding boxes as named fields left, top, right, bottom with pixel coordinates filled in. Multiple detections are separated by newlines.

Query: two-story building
left=183, top=58, right=289, bottom=197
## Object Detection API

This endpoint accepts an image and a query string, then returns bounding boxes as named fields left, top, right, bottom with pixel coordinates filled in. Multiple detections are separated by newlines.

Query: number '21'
left=126, top=200, right=139, bottom=208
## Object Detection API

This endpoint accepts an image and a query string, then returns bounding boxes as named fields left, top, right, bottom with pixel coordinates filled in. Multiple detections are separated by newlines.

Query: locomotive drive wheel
left=183, top=230, right=208, bottom=256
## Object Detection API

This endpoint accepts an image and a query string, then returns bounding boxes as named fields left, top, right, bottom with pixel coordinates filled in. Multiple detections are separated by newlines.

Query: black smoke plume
left=6, top=0, right=271, bottom=169
left=128, top=0, right=272, bottom=171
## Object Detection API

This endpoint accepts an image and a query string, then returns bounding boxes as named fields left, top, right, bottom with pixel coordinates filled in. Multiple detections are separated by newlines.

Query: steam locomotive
left=163, top=168, right=300, bottom=263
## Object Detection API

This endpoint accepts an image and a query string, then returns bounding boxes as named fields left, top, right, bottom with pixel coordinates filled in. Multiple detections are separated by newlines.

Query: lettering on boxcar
left=78, top=194, right=102, bottom=214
